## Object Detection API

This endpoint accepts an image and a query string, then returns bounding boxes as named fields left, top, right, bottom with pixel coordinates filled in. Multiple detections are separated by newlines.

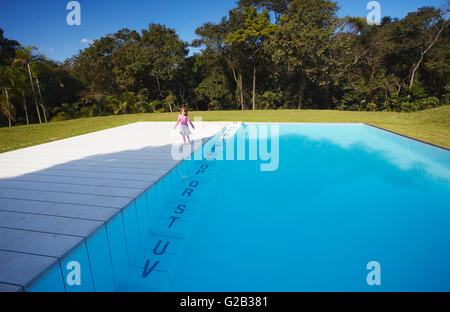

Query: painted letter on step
left=153, top=240, right=170, bottom=256
left=143, top=260, right=160, bottom=278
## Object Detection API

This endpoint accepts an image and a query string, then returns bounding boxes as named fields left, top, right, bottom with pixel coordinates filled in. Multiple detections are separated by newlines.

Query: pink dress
left=175, top=115, right=194, bottom=136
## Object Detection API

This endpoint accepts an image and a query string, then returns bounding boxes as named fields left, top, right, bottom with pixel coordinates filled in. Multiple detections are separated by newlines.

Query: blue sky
left=0, top=0, right=446, bottom=62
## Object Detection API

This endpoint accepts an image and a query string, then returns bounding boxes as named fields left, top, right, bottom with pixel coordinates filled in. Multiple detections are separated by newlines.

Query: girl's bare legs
left=187, top=136, right=191, bottom=144
left=182, top=135, right=187, bottom=144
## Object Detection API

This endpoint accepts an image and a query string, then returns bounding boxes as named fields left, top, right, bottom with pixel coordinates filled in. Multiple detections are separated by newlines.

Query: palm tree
left=11, top=66, right=30, bottom=125
left=17, top=70, right=30, bottom=125
left=1, top=87, right=12, bottom=127
left=13, top=46, right=46, bottom=124
left=94, top=94, right=117, bottom=116
left=35, top=76, right=48, bottom=122
left=0, top=66, right=16, bottom=127
left=53, top=102, right=78, bottom=120
left=114, top=92, right=137, bottom=115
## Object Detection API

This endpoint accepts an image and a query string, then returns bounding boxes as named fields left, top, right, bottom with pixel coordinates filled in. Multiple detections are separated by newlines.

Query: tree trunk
left=156, top=78, right=163, bottom=97
left=35, top=77, right=48, bottom=123
left=4, top=87, right=11, bottom=127
left=396, top=83, right=402, bottom=96
left=27, top=63, right=41, bottom=124
left=225, top=56, right=244, bottom=111
left=252, top=65, right=256, bottom=111
left=409, top=54, right=424, bottom=92
left=298, top=75, right=305, bottom=110
left=156, top=77, right=173, bottom=113
left=239, top=73, right=244, bottom=111
left=178, top=80, right=185, bottom=109
left=22, top=91, right=29, bottom=125
left=409, top=20, right=447, bottom=93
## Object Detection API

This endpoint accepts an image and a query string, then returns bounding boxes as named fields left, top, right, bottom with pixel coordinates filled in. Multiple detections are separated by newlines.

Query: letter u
left=153, top=240, right=170, bottom=256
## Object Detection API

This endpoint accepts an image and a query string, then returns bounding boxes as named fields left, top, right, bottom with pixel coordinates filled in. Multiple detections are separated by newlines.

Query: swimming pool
left=29, top=123, right=450, bottom=292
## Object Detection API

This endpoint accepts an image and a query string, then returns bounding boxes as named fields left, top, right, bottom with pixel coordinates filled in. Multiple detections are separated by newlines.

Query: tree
left=13, top=46, right=46, bottom=123
left=39, top=60, right=84, bottom=121
left=114, top=92, right=137, bottom=115
left=390, top=7, right=449, bottom=97
left=270, top=0, right=340, bottom=109
left=195, top=68, right=233, bottom=110
left=141, top=24, right=188, bottom=112
left=69, top=36, right=120, bottom=96
left=237, top=0, right=292, bottom=23
left=52, top=102, right=79, bottom=121
left=0, top=66, right=15, bottom=127
left=336, top=17, right=400, bottom=110
left=0, top=29, right=19, bottom=66
left=110, top=29, right=143, bottom=93
left=8, top=65, right=30, bottom=124
left=195, top=8, right=259, bottom=110
left=226, top=7, right=276, bottom=110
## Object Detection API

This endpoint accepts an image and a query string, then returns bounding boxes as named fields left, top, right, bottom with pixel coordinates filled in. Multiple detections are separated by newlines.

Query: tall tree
left=0, top=67, right=15, bottom=127
left=110, top=29, right=143, bottom=93
left=270, top=0, right=340, bottom=109
left=7, top=65, right=30, bottom=125
left=390, top=7, right=448, bottom=97
left=194, top=17, right=247, bottom=110
left=141, top=24, right=188, bottom=112
left=337, top=17, right=400, bottom=110
left=13, top=47, right=45, bottom=123
left=226, top=7, right=276, bottom=110
left=69, top=36, right=120, bottom=96
left=0, top=29, right=19, bottom=66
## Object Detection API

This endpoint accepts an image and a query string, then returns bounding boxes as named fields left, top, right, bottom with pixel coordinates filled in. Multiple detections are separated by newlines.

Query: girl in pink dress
left=174, top=108, right=195, bottom=144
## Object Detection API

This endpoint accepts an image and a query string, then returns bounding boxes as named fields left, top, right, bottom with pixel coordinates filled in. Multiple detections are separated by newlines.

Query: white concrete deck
left=0, top=121, right=229, bottom=291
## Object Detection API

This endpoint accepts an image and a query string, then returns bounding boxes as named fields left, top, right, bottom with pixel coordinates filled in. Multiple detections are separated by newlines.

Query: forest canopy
left=0, top=0, right=449, bottom=127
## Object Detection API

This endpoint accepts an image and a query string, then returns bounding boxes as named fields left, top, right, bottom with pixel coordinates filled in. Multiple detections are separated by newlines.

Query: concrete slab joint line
left=0, top=122, right=232, bottom=291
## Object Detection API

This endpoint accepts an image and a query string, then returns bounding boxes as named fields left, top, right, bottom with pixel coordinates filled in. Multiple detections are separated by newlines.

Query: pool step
left=115, top=269, right=171, bottom=292
left=106, top=160, right=219, bottom=291
left=130, top=250, right=179, bottom=281
left=149, top=217, right=193, bottom=240
left=154, top=204, right=200, bottom=222
left=139, top=234, right=185, bottom=256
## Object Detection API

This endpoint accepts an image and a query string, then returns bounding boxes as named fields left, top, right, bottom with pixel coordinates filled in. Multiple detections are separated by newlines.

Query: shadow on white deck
left=0, top=122, right=229, bottom=291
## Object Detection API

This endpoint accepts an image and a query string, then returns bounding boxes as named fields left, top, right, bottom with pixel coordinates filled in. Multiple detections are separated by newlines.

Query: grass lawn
left=1, top=106, right=449, bottom=153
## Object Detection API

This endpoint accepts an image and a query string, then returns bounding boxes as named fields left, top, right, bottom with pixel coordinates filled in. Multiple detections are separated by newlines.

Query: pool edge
left=364, top=123, right=450, bottom=152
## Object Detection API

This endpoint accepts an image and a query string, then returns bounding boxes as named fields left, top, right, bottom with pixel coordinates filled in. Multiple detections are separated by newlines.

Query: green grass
left=1, top=106, right=449, bottom=153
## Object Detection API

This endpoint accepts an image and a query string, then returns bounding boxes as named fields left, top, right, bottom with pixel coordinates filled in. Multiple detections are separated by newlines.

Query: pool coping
left=363, top=123, right=450, bottom=152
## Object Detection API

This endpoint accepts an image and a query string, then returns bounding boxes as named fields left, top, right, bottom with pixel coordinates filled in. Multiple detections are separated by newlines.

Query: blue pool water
left=30, top=124, right=450, bottom=292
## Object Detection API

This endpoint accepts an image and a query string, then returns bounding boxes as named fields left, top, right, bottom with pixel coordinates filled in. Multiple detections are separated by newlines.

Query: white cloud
left=80, top=38, right=93, bottom=44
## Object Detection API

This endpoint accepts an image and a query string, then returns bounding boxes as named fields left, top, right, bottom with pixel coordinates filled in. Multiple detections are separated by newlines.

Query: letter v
left=142, top=260, right=160, bottom=278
